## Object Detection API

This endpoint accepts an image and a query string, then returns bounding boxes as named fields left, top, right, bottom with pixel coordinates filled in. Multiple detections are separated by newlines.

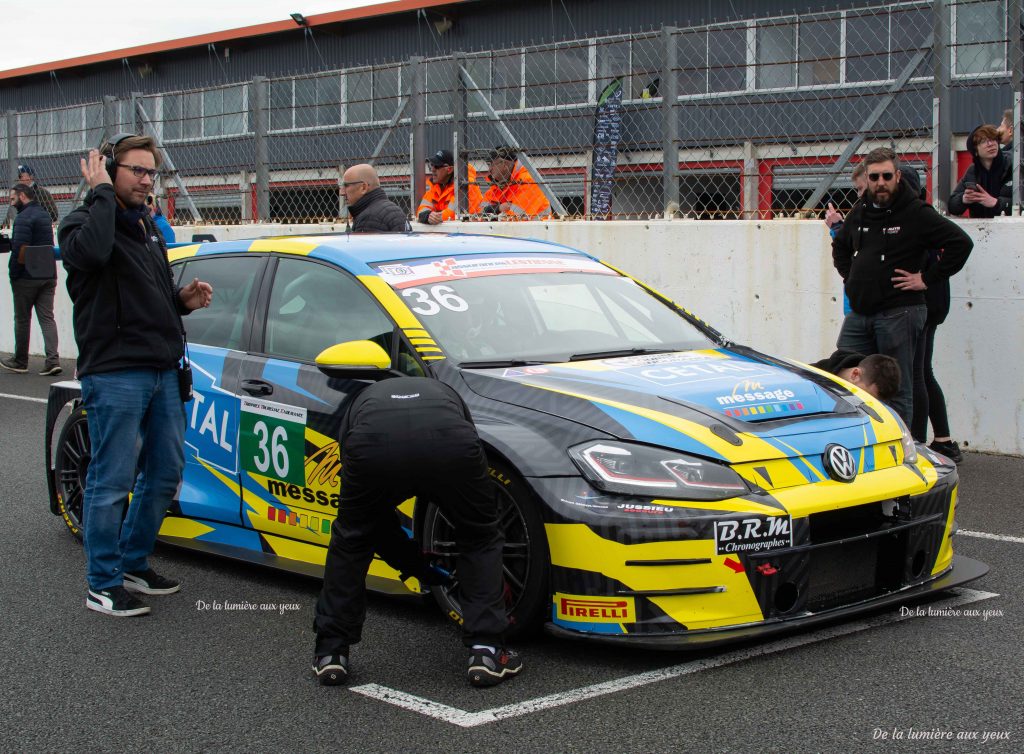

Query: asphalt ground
left=1, top=358, right=1021, bottom=753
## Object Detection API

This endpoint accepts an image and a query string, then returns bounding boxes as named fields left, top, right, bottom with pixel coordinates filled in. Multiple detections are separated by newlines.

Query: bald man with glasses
left=341, top=164, right=409, bottom=233
left=831, top=147, right=972, bottom=426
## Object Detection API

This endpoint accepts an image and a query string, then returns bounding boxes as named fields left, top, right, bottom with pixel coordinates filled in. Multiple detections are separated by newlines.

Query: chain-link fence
left=2, top=0, right=1021, bottom=226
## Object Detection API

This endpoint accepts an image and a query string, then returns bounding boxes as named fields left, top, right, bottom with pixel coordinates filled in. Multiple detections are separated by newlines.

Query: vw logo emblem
left=823, top=443, right=857, bottom=482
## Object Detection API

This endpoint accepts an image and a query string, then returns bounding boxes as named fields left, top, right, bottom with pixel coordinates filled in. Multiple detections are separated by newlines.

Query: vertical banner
left=589, top=78, right=624, bottom=219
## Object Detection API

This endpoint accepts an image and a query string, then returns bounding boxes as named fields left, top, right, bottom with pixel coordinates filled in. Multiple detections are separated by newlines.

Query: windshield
left=373, top=254, right=713, bottom=364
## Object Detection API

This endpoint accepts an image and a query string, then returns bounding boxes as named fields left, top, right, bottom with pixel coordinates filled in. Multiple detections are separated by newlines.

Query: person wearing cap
left=480, top=146, right=551, bottom=220
left=416, top=150, right=482, bottom=225
left=17, top=165, right=59, bottom=223
left=811, top=350, right=901, bottom=404
left=1, top=183, right=60, bottom=375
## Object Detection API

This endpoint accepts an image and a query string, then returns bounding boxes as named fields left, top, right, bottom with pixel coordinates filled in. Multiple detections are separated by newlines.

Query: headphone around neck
left=103, top=132, right=137, bottom=180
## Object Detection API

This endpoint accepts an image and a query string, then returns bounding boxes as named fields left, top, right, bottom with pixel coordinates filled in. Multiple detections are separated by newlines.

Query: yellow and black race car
left=44, top=233, right=987, bottom=646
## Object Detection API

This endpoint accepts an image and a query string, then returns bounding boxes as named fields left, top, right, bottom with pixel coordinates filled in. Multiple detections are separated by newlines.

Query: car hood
left=460, top=348, right=901, bottom=464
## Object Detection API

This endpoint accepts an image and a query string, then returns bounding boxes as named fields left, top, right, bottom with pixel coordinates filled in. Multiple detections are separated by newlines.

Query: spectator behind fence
left=147, top=194, right=175, bottom=243
left=823, top=161, right=868, bottom=316
left=997, top=108, right=1013, bottom=155
left=1, top=182, right=60, bottom=376
left=831, top=147, right=973, bottom=426
left=948, top=125, right=1012, bottom=218
left=417, top=149, right=483, bottom=225
left=342, top=164, right=409, bottom=233
left=811, top=350, right=901, bottom=405
left=17, top=164, right=59, bottom=223
left=58, top=134, right=213, bottom=618
left=481, top=146, right=551, bottom=220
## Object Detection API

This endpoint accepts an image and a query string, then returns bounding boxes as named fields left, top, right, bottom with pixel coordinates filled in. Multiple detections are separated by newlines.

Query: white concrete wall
left=4, top=218, right=1021, bottom=455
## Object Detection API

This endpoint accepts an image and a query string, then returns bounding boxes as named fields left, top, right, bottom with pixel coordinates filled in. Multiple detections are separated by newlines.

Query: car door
left=235, top=254, right=423, bottom=580
left=170, top=253, right=267, bottom=528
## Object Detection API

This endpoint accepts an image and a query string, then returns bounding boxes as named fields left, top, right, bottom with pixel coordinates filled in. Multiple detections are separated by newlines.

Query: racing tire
left=421, top=461, right=549, bottom=639
left=53, top=406, right=90, bottom=540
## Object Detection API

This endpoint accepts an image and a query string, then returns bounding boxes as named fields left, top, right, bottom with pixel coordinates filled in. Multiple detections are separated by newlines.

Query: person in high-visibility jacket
left=481, top=146, right=551, bottom=220
left=416, top=149, right=483, bottom=224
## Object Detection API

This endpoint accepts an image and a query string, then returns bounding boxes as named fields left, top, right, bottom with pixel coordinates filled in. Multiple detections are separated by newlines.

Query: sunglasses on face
left=867, top=171, right=895, bottom=182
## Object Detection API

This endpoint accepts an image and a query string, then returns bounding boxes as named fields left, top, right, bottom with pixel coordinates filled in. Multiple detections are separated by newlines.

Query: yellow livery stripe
left=546, top=523, right=764, bottom=631
left=518, top=380, right=796, bottom=465
left=247, top=238, right=320, bottom=255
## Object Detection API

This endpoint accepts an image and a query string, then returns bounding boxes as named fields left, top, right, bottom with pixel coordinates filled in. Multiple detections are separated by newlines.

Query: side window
left=264, top=257, right=395, bottom=362
left=176, top=255, right=263, bottom=350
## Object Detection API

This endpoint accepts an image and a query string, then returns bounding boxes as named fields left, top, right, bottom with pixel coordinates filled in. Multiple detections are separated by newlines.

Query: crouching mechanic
left=313, top=376, right=522, bottom=688
left=812, top=350, right=901, bottom=404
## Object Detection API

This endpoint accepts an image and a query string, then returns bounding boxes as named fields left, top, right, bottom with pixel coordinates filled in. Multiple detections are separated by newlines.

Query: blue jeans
left=837, top=304, right=927, bottom=425
left=80, top=368, right=185, bottom=590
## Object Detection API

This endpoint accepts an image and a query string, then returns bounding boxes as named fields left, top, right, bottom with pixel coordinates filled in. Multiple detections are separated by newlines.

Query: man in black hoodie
left=832, top=147, right=972, bottom=425
left=341, top=164, right=409, bottom=232
left=58, top=134, right=213, bottom=618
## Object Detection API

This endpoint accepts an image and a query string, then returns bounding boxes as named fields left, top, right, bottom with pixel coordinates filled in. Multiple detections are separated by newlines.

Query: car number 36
left=401, top=285, right=468, bottom=315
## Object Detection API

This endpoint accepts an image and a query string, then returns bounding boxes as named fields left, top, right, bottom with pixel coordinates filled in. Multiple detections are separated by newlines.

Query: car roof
left=169, top=232, right=592, bottom=275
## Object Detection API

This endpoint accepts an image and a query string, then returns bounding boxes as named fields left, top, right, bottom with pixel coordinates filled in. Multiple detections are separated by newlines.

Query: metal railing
left=2, top=0, right=1021, bottom=226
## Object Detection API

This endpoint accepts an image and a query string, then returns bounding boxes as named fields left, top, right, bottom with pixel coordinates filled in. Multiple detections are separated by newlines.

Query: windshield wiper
left=458, top=359, right=552, bottom=369
left=568, top=347, right=674, bottom=362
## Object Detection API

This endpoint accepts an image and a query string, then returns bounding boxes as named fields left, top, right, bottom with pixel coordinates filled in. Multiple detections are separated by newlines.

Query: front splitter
left=544, top=554, right=990, bottom=650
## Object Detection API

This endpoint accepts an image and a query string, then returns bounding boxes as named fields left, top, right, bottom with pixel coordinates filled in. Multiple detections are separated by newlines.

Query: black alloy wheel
left=54, top=407, right=90, bottom=540
left=421, top=461, right=549, bottom=638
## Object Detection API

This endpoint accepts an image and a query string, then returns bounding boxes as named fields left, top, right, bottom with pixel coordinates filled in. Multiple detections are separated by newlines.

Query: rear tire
left=53, top=407, right=90, bottom=540
left=421, top=461, right=549, bottom=639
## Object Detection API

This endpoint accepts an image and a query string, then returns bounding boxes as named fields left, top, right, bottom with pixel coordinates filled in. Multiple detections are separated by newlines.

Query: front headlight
left=895, top=414, right=918, bottom=465
left=568, top=440, right=749, bottom=501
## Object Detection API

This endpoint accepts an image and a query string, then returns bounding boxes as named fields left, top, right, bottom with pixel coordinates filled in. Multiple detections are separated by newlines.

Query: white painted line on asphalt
left=350, top=587, right=998, bottom=728
left=960, top=529, right=1024, bottom=545
left=0, top=392, right=47, bottom=404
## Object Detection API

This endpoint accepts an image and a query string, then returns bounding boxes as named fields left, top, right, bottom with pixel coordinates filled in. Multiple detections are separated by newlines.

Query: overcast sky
left=1, top=1, right=380, bottom=71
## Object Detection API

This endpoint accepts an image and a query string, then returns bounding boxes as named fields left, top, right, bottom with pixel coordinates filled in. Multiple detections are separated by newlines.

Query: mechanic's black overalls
left=314, top=377, right=508, bottom=655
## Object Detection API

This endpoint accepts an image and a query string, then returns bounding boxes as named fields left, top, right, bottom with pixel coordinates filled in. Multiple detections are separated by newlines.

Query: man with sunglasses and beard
left=831, top=147, right=972, bottom=427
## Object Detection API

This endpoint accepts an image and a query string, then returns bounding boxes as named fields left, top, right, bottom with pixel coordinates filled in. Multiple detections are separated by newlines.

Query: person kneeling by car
left=312, top=376, right=522, bottom=688
left=812, top=350, right=901, bottom=404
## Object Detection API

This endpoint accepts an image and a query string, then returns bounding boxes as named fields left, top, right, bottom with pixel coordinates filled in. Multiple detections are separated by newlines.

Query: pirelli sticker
left=554, top=594, right=635, bottom=624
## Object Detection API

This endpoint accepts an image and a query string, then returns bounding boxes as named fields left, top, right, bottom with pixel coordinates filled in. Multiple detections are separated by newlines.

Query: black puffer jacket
left=8, top=200, right=54, bottom=280
left=948, top=126, right=1013, bottom=218
left=58, top=184, right=189, bottom=377
left=832, top=181, right=973, bottom=316
left=349, top=188, right=409, bottom=233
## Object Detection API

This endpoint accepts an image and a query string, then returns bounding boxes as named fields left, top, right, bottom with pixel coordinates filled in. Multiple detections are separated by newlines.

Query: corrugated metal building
left=1, top=0, right=1019, bottom=222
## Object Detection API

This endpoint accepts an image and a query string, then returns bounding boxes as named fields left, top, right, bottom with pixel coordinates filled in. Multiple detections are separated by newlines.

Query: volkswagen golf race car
left=44, top=232, right=987, bottom=646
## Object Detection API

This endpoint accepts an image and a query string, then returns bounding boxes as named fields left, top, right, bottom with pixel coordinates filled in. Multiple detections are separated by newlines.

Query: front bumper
left=534, top=454, right=981, bottom=646
left=544, top=554, right=989, bottom=648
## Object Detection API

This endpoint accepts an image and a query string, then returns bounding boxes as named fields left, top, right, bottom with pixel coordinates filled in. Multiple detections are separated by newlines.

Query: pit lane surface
left=1, top=363, right=1020, bottom=753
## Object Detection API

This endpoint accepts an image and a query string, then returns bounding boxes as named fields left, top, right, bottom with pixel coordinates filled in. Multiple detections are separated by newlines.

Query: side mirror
left=315, top=340, right=395, bottom=380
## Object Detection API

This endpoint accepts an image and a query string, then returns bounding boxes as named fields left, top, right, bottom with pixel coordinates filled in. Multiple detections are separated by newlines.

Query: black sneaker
left=929, top=440, right=963, bottom=464
left=39, top=365, right=63, bottom=376
left=86, top=586, right=151, bottom=617
left=0, top=358, right=27, bottom=374
left=313, top=655, right=349, bottom=686
left=467, top=647, right=523, bottom=687
left=123, top=568, right=181, bottom=595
